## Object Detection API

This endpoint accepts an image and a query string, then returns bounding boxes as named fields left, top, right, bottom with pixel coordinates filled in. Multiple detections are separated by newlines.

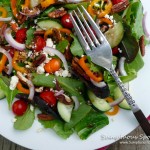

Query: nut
left=37, top=114, right=55, bottom=121
left=33, top=54, right=46, bottom=67
left=48, top=7, right=67, bottom=18
left=139, top=35, right=145, bottom=56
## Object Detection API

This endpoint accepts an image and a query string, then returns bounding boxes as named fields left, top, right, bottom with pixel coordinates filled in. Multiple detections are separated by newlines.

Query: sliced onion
left=142, top=12, right=150, bottom=38
left=0, top=17, right=12, bottom=21
left=17, top=71, right=35, bottom=100
left=19, top=9, right=40, bottom=17
left=54, top=90, right=64, bottom=96
left=71, top=96, right=80, bottom=110
left=0, top=47, right=12, bottom=75
left=90, top=79, right=106, bottom=88
left=109, top=96, right=124, bottom=107
left=118, top=57, right=127, bottom=76
left=4, top=28, right=25, bottom=51
left=43, top=47, right=68, bottom=71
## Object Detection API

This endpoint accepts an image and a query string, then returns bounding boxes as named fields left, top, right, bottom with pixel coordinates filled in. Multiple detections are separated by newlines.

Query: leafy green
left=32, top=73, right=85, bottom=102
left=70, top=34, right=84, bottom=56
left=14, top=106, right=35, bottom=130
left=40, top=6, right=56, bottom=17
left=0, top=75, right=18, bottom=108
left=56, top=40, right=69, bottom=53
left=0, top=0, right=12, bottom=17
left=64, top=103, right=91, bottom=130
left=75, top=111, right=109, bottom=140
left=39, top=119, right=73, bottom=139
left=124, top=0, right=144, bottom=40
left=26, top=27, right=35, bottom=46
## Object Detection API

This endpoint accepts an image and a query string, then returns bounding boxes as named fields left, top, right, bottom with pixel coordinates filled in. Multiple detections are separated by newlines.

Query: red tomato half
left=112, top=0, right=124, bottom=5
left=61, top=14, right=73, bottom=29
left=34, top=36, right=46, bottom=52
left=40, top=91, right=57, bottom=107
left=15, top=28, right=27, bottom=43
left=12, top=100, right=28, bottom=116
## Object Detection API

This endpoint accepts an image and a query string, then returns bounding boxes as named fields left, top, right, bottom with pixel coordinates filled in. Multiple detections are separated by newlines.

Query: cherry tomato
left=40, top=91, right=57, bottom=107
left=112, top=46, right=119, bottom=55
left=9, top=48, right=15, bottom=58
left=44, top=58, right=61, bottom=73
left=15, top=28, right=27, bottom=43
left=112, top=0, right=124, bottom=5
left=61, top=14, right=73, bottom=29
left=12, top=100, right=28, bottom=116
left=34, top=36, right=46, bottom=52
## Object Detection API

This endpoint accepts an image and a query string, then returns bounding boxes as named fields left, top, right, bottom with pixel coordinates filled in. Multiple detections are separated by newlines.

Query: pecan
left=33, top=54, right=46, bottom=67
left=48, top=7, right=67, bottom=18
left=37, top=114, right=55, bottom=121
left=52, top=28, right=62, bottom=43
left=56, top=94, right=73, bottom=105
left=112, top=0, right=129, bottom=13
left=17, top=15, right=27, bottom=24
left=64, top=44, right=73, bottom=62
left=34, top=30, right=45, bottom=35
left=139, top=35, right=145, bottom=56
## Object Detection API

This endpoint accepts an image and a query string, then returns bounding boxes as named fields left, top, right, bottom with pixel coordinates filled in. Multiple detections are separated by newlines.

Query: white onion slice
left=118, top=57, right=127, bottom=76
left=0, top=47, right=12, bottom=75
left=109, top=96, right=124, bottom=107
left=19, top=9, right=40, bottom=17
left=71, top=96, right=80, bottom=110
left=0, top=17, right=12, bottom=21
left=43, top=47, right=68, bottom=71
left=90, top=79, right=106, bottom=88
left=4, top=28, right=25, bottom=51
left=142, top=12, right=150, bottom=38
left=17, top=71, right=35, bottom=100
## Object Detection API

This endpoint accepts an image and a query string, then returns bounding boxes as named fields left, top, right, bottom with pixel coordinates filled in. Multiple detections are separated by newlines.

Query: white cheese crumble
left=55, top=69, right=70, bottom=77
left=35, top=87, right=44, bottom=92
left=28, top=51, right=32, bottom=57
left=30, top=105, right=34, bottom=112
left=37, top=64, right=45, bottom=74
left=46, top=38, right=54, bottom=47
left=11, top=118, right=17, bottom=123
left=9, top=76, right=19, bottom=90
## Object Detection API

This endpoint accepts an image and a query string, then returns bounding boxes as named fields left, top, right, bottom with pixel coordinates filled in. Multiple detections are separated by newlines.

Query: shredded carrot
left=0, top=7, right=8, bottom=27
left=100, top=17, right=113, bottom=25
left=10, top=0, right=19, bottom=18
left=17, top=81, right=29, bottom=94
left=44, top=29, right=53, bottom=39
left=105, top=97, right=119, bottom=116
left=0, top=55, right=7, bottom=73
left=22, top=0, right=30, bottom=9
left=41, top=0, right=56, bottom=8
left=10, top=21, right=19, bottom=32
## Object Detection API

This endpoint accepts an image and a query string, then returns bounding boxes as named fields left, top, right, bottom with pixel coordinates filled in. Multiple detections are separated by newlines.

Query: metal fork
left=70, top=6, right=150, bottom=139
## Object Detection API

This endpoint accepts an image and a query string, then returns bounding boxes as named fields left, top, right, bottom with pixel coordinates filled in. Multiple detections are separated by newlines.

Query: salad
left=0, top=0, right=149, bottom=140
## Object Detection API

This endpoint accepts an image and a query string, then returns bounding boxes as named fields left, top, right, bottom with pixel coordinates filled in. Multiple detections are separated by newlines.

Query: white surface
left=0, top=0, right=150, bottom=150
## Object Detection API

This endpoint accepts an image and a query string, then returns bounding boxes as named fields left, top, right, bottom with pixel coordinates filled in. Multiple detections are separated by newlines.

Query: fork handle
left=109, top=67, right=150, bottom=139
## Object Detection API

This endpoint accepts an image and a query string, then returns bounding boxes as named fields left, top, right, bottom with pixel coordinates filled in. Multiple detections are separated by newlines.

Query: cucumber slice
left=0, top=89, right=5, bottom=100
left=37, top=20, right=62, bottom=30
left=88, top=91, right=111, bottom=112
left=104, top=22, right=124, bottom=48
left=57, top=101, right=73, bottom=122
left=114, top=87, right=131, bottom=110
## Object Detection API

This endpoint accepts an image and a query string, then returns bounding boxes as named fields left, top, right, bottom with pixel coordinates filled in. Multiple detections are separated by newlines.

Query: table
left=0, top=126, right=150, bottom=150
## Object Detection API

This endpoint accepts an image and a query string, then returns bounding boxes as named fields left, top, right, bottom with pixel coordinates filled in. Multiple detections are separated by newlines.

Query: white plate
left=0, top=0, right=150, bottom=150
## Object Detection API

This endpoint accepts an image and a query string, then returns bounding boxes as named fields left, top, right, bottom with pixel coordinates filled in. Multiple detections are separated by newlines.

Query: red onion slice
left=0, top=17, right=12, bottom=21
left=0, top=47, right=12, bottom=75
left=142, top=12, right=150, bottom=38
left=109, top=96, right=124, bottom=107
left=54, top=90, right=64, bottom=96
left=17, top=71, right=35, bottom=100
left=4, top=28, right=25, bottom=51
left=71, top=96, right=80, bottom=110
left=90, top=79, right=106, bottom=88
left=19, top=9, right=40, bottom=17
left=43, top=47, right=68, bottom=71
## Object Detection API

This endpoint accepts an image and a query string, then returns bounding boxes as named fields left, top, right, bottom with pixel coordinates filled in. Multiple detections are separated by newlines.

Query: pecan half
left=139, top=35, right=145, bottom=56
left=112, top=0, right=129, bottom=13
left=52, top=28, right=62, bottom=43
left=37, top=114, right=55, bottom=121
left=33, top=54, right=46, bottom=67
left=34, top=30, right=45, bottom=35
left=48, top=7, right=67, bottom=18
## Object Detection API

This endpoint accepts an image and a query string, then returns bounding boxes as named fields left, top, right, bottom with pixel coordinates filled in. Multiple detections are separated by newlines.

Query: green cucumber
left=114, top=87, right=131, bottom=110
left=37, top=20, right=62, bottom=30
left=88, top=91, right=111, bottom=112
left=0, top=89, right=5, bottom=100
left=57, top=101, right=73, bottom=123
left=104, top=22, right=124, bottom=48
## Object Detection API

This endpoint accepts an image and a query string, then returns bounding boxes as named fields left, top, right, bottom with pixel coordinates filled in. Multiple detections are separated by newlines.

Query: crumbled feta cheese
left=55, top=69, right=70, bottom=77
left=28, top=51, right=32, bottom=57
left=35, top=87, right=44, bottom=92
left=118, top=48, right=122, bottom=53
left=9, top=76, right=19, bottom=90
left=30, top=105, right=34, bottom=112
left=11, top=118, right=17, bottom=123
left=45, top=73, right=49, bottom=76
left=37, top=64, right=45, bottom=74
left=46, top=38, right=54, bottom=47
left=25, top=65, right=30, bottom=68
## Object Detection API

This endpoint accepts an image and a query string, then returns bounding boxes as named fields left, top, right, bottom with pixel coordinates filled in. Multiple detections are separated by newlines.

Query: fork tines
left=69, top=6, right=106, bottom=52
